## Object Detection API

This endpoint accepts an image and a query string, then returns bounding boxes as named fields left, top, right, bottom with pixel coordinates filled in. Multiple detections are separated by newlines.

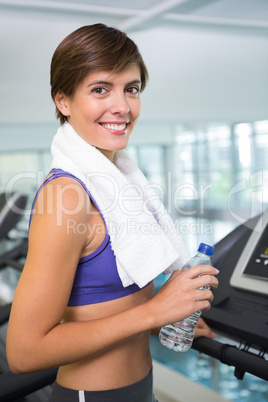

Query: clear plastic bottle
left=159, top=243, right=215, bottom=352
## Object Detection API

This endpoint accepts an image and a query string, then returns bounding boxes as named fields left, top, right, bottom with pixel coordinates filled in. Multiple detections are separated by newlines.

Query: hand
left=147, top=265, right=219, bottom=329
left=194, top=317, right=217, bottom=339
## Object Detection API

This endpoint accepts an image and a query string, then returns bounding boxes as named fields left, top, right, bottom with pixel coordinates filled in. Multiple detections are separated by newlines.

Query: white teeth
left=101, top=123, right=127, bottom=130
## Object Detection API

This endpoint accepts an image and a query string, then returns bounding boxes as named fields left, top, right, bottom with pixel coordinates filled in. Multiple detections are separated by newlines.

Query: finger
left=195, top=326, right=217, bottom=339
left=194, top=300, right=211, bottom=312
left=184, top=265, right=219, bottom=278
left=197, top=317, right=210, bottom=329
left=193, top=289, right=214, bottom=302
left=195, top=318, right=217, bottom=339
left=193, top=274, right=219, bottom=289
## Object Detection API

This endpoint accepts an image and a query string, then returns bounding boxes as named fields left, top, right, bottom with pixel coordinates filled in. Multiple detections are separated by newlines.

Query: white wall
left=0, top=10, right=268, bottom=149
left=132, top=26, right=268, bottom=123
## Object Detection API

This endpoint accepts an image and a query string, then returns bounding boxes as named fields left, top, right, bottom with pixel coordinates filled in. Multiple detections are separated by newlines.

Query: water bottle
left=159, top=243, right=215, bottom=352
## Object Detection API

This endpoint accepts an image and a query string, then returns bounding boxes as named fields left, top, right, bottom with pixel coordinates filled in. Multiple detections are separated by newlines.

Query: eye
left=92, top=87, right=107, bottom=95
left=126, top=86, right=140, bottom=95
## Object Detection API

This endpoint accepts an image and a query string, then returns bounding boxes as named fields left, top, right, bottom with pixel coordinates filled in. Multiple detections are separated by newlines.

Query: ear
left=54, top=92, right=71, bottom=117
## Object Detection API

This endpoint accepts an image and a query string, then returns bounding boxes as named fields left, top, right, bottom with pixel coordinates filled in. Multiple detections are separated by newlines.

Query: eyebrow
left=87, top=79, right=141, bottom=88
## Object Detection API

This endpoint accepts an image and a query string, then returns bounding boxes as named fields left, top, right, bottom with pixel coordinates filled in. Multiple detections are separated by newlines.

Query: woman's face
left=56, top=65, right=141, bottom=161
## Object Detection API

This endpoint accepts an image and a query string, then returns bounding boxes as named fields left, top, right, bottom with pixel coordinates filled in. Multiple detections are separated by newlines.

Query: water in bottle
left=159, top=243, right=215, bottom=352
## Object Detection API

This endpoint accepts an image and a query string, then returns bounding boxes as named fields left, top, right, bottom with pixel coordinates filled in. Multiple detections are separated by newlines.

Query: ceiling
left=1, top=0, right=268, bottom=34
left=1, top=0, right=268, bottom=127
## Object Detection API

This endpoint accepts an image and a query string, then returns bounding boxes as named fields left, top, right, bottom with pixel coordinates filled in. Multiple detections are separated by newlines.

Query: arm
left=7, top=178, right=219, bottom=374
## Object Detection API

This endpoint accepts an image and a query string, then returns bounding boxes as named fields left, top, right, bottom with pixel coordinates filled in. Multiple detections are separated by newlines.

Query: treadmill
left=194, top=210, right=268, bottom=381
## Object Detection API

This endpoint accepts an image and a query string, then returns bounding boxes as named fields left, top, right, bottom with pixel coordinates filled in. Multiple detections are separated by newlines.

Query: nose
left=109, top=91, right=130, bottom=116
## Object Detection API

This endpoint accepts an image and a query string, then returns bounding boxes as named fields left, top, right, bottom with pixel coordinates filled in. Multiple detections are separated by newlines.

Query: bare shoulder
left=32, top=175, right=91, bottom=223
left=27, top=175, right=94, bottom=275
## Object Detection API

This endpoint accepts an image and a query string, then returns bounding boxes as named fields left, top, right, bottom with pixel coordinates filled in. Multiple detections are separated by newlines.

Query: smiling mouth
left=100, top=123, right=129, bottom=131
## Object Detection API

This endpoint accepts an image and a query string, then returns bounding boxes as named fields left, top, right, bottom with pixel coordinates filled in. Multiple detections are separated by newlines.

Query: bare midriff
left=57, top=282, right=154, bottom=391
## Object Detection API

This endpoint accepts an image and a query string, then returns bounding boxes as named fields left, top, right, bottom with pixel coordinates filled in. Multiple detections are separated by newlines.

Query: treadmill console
left=202, top=211, right=268, bottom=349
left=230, top=209, right=268, bottom=295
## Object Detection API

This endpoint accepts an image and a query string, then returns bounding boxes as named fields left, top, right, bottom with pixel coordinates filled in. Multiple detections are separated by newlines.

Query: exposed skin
left=55, top=66, right=142, bottom=162
left=6, top=65, right=218, bottom=392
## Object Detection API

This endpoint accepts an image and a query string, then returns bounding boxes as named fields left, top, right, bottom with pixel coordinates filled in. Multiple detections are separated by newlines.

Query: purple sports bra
left=30, top=169, right=146, bottom=306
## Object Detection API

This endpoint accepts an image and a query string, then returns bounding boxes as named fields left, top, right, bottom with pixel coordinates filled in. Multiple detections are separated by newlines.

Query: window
left=1, top=120, right=267, bottom=253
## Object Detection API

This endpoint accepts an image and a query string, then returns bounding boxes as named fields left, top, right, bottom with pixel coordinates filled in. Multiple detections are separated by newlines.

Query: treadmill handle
left=192, top=337, right=268, bottom=381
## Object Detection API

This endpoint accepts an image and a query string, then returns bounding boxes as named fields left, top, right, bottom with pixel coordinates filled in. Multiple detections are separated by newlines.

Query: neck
left=97, top=148, right=115, bottom=162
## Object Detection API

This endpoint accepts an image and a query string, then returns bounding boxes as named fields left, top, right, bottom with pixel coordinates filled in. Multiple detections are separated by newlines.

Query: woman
left=7, top=24, right=219, bottom=402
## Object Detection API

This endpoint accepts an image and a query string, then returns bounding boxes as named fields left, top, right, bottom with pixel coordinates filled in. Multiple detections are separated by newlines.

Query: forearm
left=7, top=302, right=154, bottom=374
left=150, top=327, right=161, bottom=336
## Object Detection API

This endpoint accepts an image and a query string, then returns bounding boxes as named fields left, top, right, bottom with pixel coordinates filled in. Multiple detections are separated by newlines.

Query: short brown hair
left=50, top=23, right=148, bottom=124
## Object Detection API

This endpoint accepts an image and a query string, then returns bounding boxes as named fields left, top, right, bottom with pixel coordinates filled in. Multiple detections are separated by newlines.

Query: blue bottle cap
left=198, top=243, right=215, bottom=256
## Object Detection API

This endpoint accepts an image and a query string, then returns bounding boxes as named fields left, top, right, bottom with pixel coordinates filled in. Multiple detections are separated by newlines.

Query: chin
left=111, top=138, right=131, bottom=151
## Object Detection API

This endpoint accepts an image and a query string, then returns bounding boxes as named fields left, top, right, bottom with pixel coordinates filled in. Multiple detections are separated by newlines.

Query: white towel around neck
left=51, top=122, right=190, bottom=288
